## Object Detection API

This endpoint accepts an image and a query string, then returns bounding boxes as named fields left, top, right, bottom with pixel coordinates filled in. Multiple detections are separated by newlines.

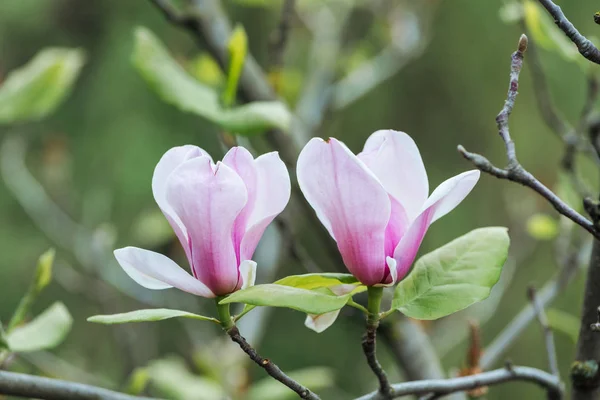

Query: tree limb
left=354, top=366, right=563, bottom=400
left=528, top=286, right=561, bottom=379
left=0, top=370, right=156, bottom=400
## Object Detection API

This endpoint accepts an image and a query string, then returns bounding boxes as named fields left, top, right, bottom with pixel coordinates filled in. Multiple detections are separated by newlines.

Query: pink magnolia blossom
left=297, top=130, right=480, bottom=287
left=114, top=145, right=291, bottom=297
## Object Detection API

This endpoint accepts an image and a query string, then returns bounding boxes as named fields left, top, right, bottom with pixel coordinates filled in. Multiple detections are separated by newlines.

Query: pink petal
left=239, top=152, right=291, bottom=262
left=114, top=247, right=215, bottom=298
left=358, top=130, right=429, bottom=221
left=393, top=170, right=480, bottom=279
left=166, top=158, right=248, bottom=296
left=297, top=137, right=391, bottom=286
left=152, top=145, right=211, bottom=262
left=222, top=146, right=259, bottom=262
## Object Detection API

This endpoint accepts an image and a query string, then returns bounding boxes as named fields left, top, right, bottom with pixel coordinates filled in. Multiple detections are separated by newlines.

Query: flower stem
left=363, top=286, right=393, bottom=399
left=215, top=298, right=234, bottom=330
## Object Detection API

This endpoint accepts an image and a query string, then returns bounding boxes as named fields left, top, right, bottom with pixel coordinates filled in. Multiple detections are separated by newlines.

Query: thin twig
left=354, top=366, right=563, bottom=400
left=528, top=286, right=561, bottom=379
left=226, top=326, right=320, bottom=400
left=536, top=0, right=600, bottom=64
left=0, top=370, right=156, bottom=400
left=458, top=34, right=599, bottom=239
left=269, top=0, right=295, bottom=75
left=362, top=321, right=392, bottom=399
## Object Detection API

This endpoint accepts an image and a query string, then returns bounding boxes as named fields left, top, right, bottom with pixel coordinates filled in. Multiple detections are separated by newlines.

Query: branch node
left=571, top=360, right=600, bottom=390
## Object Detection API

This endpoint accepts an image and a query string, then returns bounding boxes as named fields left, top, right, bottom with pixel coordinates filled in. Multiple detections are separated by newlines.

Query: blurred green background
left=0, top=0, right=598, bottom=398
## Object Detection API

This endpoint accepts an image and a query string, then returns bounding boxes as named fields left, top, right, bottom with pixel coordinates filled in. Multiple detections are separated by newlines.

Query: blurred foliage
left=0, top=0, right=599, bottom=399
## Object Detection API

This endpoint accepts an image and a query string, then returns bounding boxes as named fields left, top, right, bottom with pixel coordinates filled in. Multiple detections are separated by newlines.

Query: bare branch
left=226, top=326, right=321, bottom=400
left=354, top=366, right=563, bottom=400
left=528, top=286, right=561, bottom=378
left=0, top=370, right=156, bottom=400
left=536, top=0, right=600, bottom=64
left=269, top=0, right=295, bottom=76
left=458, top=34, right=599, bottom=239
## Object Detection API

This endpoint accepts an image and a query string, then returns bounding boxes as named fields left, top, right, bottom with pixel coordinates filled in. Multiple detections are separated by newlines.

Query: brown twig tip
left=518, top=34, right=529, bottom=54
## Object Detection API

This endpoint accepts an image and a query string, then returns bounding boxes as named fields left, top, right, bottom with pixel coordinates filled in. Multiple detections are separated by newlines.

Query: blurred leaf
left=131, top=209, right=174, bottom=247
left=546, top=308, right=579, bottom=343
left=132, top=27, right=291, bottom=134
left=87, top=309, right=219, bottom=325
left=248, top=367, right=335, bottom=400
left=499, top=1, right=524, bottom=23
left=526, top=214, right=558, bottom=240
left=34, top=248, right=55, bottom=292
left=392, top=227, right=509, bottom=320
left=188, top=53, right=224, bottom=88
left=8, top=248, right=56, bottom=331
left=221, top=284, right=351, bottom=314
left=124, top=367, right=150, bottom=395
left=0, top=322, right=8, bottom=350
left=523, top=0, right=587, bottom=69
left=147, top=356, right=224, bottom=400
left=0, top=48, right=85, bottom=124
left=7, top=302, right=72, bottom=352
left=222, top=24, right=248, bottom=107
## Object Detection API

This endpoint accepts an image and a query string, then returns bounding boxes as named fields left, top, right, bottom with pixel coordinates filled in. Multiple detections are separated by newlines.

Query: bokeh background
left=0, top=0, right=598, bottom=398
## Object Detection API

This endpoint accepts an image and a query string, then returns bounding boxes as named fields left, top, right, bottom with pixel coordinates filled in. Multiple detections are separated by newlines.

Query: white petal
left=423, top=170, right=480, bottom=224
left=358, top=130, right=429, bottom=221
left=114, top=247, right=215, bottom=298
left=239, top=260, right=257, bottom=289
left=305, top=310, right=341, bottom=333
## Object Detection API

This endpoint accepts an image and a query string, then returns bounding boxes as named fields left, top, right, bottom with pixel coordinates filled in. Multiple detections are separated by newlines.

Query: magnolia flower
left=297, top=130, right=480, bottom=287
left=115, top=145, right=291, bottom=298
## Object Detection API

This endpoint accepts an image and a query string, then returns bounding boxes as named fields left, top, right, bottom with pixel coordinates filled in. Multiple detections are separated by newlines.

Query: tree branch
left=226, top=326, right=320, bottom=400
left=458, top=34, right=599, bottom=239
left=0, top=370, right=156, bottom=400
left=528, top=286, right=561, bottom=379
left=536, top=0, right=600, bottom=64
left=354, top=366, right=563, bottom=400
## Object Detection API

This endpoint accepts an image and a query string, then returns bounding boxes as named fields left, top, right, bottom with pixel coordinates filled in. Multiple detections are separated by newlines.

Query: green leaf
left=6, top=302, right=72, bottom=352
left=546, top=308, right=579, bottom=343
left=222, top=24, right=248, bottom=107
left=34, top=248, right=55, bottom=292
left=132, top=27, right=291, bottom=134
left=526, top=214, right=558, bottom=241
left=220, top=284, right=352, bottom=314
left=8, top=248, right=56, bottom=331
left=146, top=356, right=224, bottom=400
left=87, top=308, right=219, bottom=325
left=392, top=227, right=510, bottom=320
left=0, top=48, right=85, bottom=124
left=123, top=367, right=150, bottom=395
left=275, top=273, right=360, bottom=289
left=248, top=367, right=335, bottom=400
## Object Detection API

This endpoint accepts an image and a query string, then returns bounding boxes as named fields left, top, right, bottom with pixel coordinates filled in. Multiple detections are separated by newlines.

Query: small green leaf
left=34, top=248, right=55, bottom=292
left=546, top=308, right=579, bottom=343
left=132, top=27, right=291, bottom=134
left=0, top=48, right=85, bottom=124
left=6, top=302, right=72, bottom=352
left=392, top=227, right=510, bottom=320
left=123, top=367, right=150, bottom=395
left=87, top=308, right=219, bottom=325
left=147, top=356, right=224, bottom=400
left=8, top=248, right=56, bottom=331
left=220, top=284, right=351, bottom=315
left=188, top=53, right=224, bottom=87
left=248, top=367, right=335, bottom=400
left=222, top=24, right=248, bottom=107
left=526, top=214, right=558, bottom=240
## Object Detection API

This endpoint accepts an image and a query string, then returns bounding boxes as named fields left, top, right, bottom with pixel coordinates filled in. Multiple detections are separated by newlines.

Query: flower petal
left=240, top=152, right=291, bottom=261
left=152, top=145, right=211, bottom=261
left=393, top=170, right=480, bottom=279
left=358, top=130, right=429, bottom=221
left=166, top=158, right=248, bottom=295
left=305, top=310, right=341, bottom=333
left=239, top=260, right=257, bottom=290
left=114, top=247, right=214, bottom=297
left=297, top=137, right=391, bottom=286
